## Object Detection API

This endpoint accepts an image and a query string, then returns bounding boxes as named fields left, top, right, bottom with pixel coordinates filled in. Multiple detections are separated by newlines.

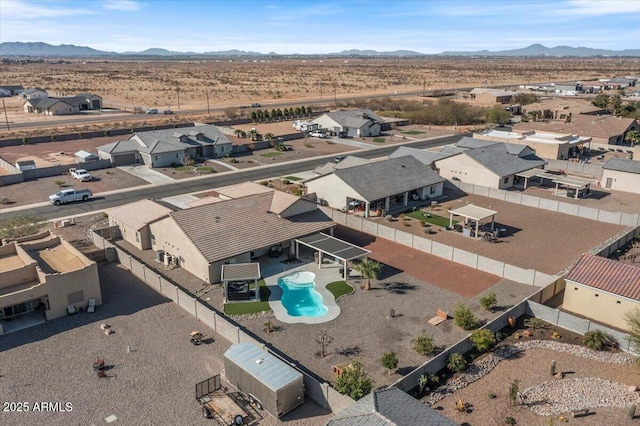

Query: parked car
left=162, top=109, right=173, bottom=114
left=250, top=103, right=261, bottom=107
left=309, top=131, right=327, bottom=138
left=69, top=168, right=92, bottom=181
left=49, top=188, right=93, bottom=205
left=146, top=108, right=158, bottom=114
left=335, top=156, right=346, bottom=163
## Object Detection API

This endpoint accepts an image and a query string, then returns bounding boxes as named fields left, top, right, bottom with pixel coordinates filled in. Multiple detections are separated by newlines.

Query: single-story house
left=469, top=88, right=517, bottom=104
left=0, top=85, right=24, bottom=96
left=563, top=253, right=640, bottom=331
left=514, top=115, right=639, bottom=145
left=305, top=156, right=445, bottom=216
left=145, top=191, right=334, bottom=283
left=473, top=130, right=591, bottom=160
left=105, top=199, right=175, bottom=250
left=23, top=98, right=79, bottom=115
left=75, top=92, right=103, bottom=110
left=312, top=109, right=382, bottom=137
left=312, top=155, right=371, bottom=176
left=434, top=143, right=547, bottom=189
left=457, top=136, right=538, bottom=158
left=521, top=98, right=605, bottom=120
left=19, top=87, right=48, bottom=100
left=602, top=158, right=640, bottom=193
left=326, top=386, right=457, bottom=426
left=97, top=124, right=233, bottom=167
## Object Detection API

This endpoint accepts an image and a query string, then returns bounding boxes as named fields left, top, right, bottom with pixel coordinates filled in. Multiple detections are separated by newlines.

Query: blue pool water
left=278, top=271, right=328, bottom=317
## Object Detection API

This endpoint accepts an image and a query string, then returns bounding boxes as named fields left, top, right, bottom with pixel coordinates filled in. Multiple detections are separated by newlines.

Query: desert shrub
left=523, top=317, right=547, bottom=329
left=54, top=179, right=66, bottom=187
left=583, top=329, right=610, bottom=350
left=381, top=352, right=398, bottom=376
left=412, top=332, right=435, bottom=356
left=0, top=214, right=42, bottom=239
left=509, top=379, right=520, bottom=406
left=479, top=292, right=497, bottom=311
left=447, top=353, right=467, bottom=373
left=470, top=329, right=496, bottom=352
left=454, top=303, right=478, bottom=330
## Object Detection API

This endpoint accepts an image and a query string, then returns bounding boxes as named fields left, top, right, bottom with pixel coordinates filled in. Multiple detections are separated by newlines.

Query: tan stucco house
left=602, top=158, right=640, bottom=193
left=0, top=232, right=102, bottom=334
left=305, top=156, right=445, bottom=217
left=563, top=253, right=640, bottom=331
left=468, top=88, right=517, bottom=104
left=434, top=143, right=547, bottom=189
left=107, top=190, right=334, bottom=284
left=473, top=130, right=591, bottom=160
left=105, top=199, right=174, bottom=250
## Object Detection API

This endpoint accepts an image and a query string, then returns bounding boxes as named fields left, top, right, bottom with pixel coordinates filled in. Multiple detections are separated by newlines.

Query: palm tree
left=233, top=129, right=245, bottom=138
left=607, top=94, right=622, bottom=115
left=625, top=130, right=640, bottom=146
left=353, top=258, right=382, bottom=290
left=247, top=128, right=259, bottom=141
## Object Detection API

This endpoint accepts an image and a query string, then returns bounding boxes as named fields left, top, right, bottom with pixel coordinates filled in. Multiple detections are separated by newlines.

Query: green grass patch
left=174, top=166, right=189, bottom=171
left=327, top=281, right=354, bottom=300
left=406, top=210, right=455, bottom=227
left=260, top=152, right=284, bottom=158
left=372, top=137, right=386, bottom=143
left=196, top=166, right=216, bottom=173
left=283, top=176, right=302, bottom=181
left=402, top=130, right=425, bottom=135
left=223, top=279, right=272, bottom=315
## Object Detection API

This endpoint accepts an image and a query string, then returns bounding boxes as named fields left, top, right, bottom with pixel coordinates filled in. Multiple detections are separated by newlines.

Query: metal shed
left=223, top=342, right=304, bottom=419
left=75, top=150, right=99, bottom=163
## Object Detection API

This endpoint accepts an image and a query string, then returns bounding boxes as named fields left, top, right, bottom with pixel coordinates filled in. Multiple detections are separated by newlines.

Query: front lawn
left=195, top=166, right=216, bottom=173
left=284, top=176, right=302, bottom=181
left=223, top=279, right=272, bottom=315
left=406, top=210, right=455, bottom=227
left=326, top=281, right=354, bottom=300
left=372, top=137, right=386, bottom=143
left=260, top=152, right=284, bottom=158
left=402, top=130, right=425, bottom=135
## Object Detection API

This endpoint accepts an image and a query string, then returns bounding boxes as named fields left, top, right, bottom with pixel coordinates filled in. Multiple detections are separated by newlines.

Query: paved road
left=0, top=134, right=464, bottom=220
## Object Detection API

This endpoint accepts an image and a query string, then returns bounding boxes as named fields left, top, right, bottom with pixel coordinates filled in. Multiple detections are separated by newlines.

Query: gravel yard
left=0, top=263, right=331, bottom=426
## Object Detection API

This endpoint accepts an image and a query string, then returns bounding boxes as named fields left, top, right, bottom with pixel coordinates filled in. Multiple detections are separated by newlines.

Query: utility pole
left=2, top=99, right=9, bottom=131
left=334, top=84, right=337, bottom=103
left=176, top=87, right=181, bottom=110
left=422, top=79, right=426, bottom=97
left=320, top=84, right=323, bottom=100
left=206, top=90, right=210, bottom=115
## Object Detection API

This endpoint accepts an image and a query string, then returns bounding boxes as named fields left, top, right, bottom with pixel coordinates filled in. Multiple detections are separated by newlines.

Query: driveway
left=118, top=165, right=176, bottom=184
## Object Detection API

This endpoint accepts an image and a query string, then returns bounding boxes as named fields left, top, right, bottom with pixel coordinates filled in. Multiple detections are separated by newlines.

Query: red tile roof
left=565, top=254, right=640, bottom=301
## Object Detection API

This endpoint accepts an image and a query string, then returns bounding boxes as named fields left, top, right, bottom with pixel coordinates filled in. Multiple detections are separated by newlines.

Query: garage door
left=112, top=153, right=137, bottom=166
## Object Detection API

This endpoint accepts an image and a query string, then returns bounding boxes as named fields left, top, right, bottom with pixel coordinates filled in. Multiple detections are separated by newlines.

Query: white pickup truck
left=49, top=188, right=93, bottom=205
left=69, top=168, right=92, bottom=181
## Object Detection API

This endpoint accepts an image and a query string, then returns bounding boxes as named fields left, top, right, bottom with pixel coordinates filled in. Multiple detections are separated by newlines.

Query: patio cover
left=516, top=169, right=593, bottom=198
left=449, top=204, right=498, bottom=237
left=221, top=263, right=261, bottom=303
left=295, top=233, right=370, bottom=280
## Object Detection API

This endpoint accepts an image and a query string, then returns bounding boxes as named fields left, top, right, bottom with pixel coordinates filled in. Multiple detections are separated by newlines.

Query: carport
left=551, top=175, right=594, bottom=199
left=294, top=233, right=370, bottom=280
left=221, top=263, right=261, bottom=303
left=449, top=204, right=498, bottom=238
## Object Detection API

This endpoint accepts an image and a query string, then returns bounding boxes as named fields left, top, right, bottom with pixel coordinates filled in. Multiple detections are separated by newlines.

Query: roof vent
left=256, top=358, right=264, bottom=364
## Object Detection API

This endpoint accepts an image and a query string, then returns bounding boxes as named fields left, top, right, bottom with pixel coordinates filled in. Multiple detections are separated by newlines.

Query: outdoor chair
left=87, top=298, right=96, bottom=313
left=67, top=305, right=76, bottom=315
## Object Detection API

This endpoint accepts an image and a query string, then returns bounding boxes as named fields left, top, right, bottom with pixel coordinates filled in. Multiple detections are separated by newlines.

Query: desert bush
left=334, top=360, right=373, bottom=401
left=412, top=332, right=435, bottom=356
left=470, top=329, right=496, bottom=352
left=54, top=179, right=66, bottom=187
left=583, top=329, right=610, bottom=350
left=0, top=214, right=42, bottom=239
left=454, top=303, right=478, bottom=330
left=381, top=352, right=398, bottom=376
left=523, top=317, right=547, bottom=329
left=509, top=379, right=520, bottom=406
left=479, top=292, right=497, bottom=311
left=447, top=353, right=467, bottom=372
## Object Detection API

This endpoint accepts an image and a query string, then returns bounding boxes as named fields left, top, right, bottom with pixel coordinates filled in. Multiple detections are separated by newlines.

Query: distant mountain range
left=2, top=42, right=640, bottom=58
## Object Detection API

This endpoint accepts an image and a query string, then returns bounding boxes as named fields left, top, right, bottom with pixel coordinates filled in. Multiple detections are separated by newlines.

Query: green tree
left=234, top=129, right=245, bottom=138
left=454, top=303, right=478, bottom=330
left=583, top=329, right=610, bottom=350
left=250, top=111, right=257, bottom=122
left=520, top=113, right=531, bottom=123
left=263, top=110, right=270, bottom=121
left=470, top=329, right=497, bottom=352
left=485, top=107, right=511, bottom=124
left=334, top=360, right=374, bottom=400
left=353, top=258, right=382, bottom=290
left=625, top=130, right=640, bottom=145
left=512, top=93, right=538, bottom=105
left=412, top=332, right=435, bottom=356
left=447, top=353, right=467, bottom=373
left=592, top=93, right=610, bottom=109
left=607, top=94, right=622, bottom=115
left=247, top=128, right=259, bottom=141
left=479, top=292, right=498, bottom=312
left=381, top=352, right=398, bottom=376
left=306, top=106, right=313, bottom=115
left=263, top=132, right=275, bottom=144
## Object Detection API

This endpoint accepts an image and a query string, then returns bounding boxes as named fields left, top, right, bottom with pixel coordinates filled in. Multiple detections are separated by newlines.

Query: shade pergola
left=295, top=233, right=370, bottom=280
left=449, top=204, right=498, bottom=238
left=221, top=263, right=261, bottom=303
left=515, top=169, right=593, bottom=198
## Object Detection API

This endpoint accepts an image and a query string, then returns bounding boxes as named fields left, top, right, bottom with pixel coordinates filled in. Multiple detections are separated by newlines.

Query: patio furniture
left=67, top=305, right=76, bottom=315
left=87, top=298, right=96, bottom=313
left=190, top=331, right=205, bottom=345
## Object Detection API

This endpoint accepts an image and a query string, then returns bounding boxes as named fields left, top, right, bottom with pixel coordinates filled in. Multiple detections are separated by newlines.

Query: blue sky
left=1, top=0, right=639, bottom=53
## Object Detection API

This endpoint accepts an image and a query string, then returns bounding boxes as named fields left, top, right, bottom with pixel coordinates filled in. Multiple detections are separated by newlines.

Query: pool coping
left=267, top=266, right=341, bottom=324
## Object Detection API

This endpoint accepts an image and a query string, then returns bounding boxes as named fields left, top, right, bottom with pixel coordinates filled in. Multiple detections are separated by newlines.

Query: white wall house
left=602, top=158, right=640, bottom=193
left=312, top=109, right=382, bottom=137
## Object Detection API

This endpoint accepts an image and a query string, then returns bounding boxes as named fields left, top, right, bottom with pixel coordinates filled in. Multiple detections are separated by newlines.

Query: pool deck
left=266, top=261, right=343, bottom=324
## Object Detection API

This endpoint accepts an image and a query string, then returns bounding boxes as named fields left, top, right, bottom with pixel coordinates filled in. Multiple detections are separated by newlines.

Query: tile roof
left=170, top=192, right=333, bottom=263
left=106, top=199, right=173, bottom=230
left=327, top=387, right=457, bottom=426
left=566, top=254, right=640, bottom=301
left=388, top=146, right=456, bottom=165
left=603, top=158, right=640, bottom=174
left=334, top=156, right=445, bottom=201
left=462, top=143, right=547, bottom=177
left=313, top=156, right=371, bottom=176
left=514, top=115, right=637, bottom=139
left=269, top=191, right=304, bottom=215
left=216, top=181, right=273, bottom=199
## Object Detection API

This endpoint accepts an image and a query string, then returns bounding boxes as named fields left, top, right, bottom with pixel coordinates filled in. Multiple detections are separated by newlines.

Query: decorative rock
left=104, top=329, right=114, bottom=335
left=554, top=372, right=564, bottom=379
left=629, top=386, right=638, bottom=392
left=100, top=323, right=111, bottom=330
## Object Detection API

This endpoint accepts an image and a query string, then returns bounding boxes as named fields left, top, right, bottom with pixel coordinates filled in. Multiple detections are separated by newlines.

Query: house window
left=594, top=294, right=599, bottom=297
left=430, top=186, right=436, bottom=194
left=151, top=234, right=156, bottom=246
left=503, top=177, right=509, bottom=184
left=135, top=232, right=140, bottom=243
left=155, top=156, right=159, bottom=161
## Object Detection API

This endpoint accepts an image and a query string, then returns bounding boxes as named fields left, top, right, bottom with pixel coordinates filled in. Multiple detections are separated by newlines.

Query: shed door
left=605, top=177, right=613, bottom=189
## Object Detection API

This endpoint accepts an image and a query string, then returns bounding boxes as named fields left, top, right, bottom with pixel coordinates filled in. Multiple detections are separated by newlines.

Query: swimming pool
left=278, top=271, right=328, bottom=317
